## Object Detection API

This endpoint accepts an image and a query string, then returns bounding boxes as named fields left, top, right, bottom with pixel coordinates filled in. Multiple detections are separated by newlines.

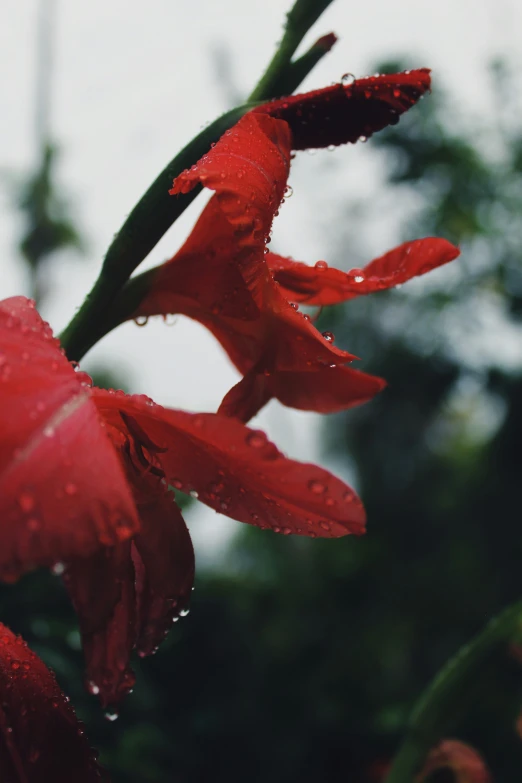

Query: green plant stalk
left=275, top=33, right=337, bottom=97
left=60, top=0, right=336, bottom=362
left=249, top=0, right=335, bottom=101
left=59, top=104, right=253, bottom=361
left=384, top=600, right=522, bottom=783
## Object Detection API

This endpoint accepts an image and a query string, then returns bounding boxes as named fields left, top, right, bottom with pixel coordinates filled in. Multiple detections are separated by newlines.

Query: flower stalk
left=384, top=600, right=522, bottom=783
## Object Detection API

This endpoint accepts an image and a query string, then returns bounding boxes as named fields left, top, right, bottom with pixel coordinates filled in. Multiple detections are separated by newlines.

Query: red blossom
left=267, top=238, right=460, bottom=306
left=418, top=740, right=492, bottom=783
left=0, top=622, right=108, bottom=782
left=0, top=297, right=365, bottom=705
left=129, top=71, right=458, bottom=421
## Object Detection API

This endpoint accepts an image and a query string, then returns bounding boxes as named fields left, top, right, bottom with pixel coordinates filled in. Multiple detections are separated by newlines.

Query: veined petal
left=268, top=238, right=460, bottom=305
left=63, top=544, right=137, bottom=709
left=0, top=623, right=108, bottom=782
left=219, top=365, right=386, bottom=421
left=418, top=740, right=492, bottom=783
left=259, top=69, right=431, bottom=150
left=93, top=391, right=366, bottom=539
left=0, top=297, right=139, bottom=582
left=171, top=113, right=291, bottom=249
left=132, top=487, right=194, bottom=658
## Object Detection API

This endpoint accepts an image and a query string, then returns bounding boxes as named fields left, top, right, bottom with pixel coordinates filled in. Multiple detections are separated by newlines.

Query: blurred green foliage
left=3, top=60, right=522, bottom=782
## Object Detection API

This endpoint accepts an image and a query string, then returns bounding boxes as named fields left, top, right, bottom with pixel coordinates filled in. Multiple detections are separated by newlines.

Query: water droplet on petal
left=134, top=316, right=149, bottom=327
left=308, top=479, right=326, bottom=495
left=19, top=493, right=35, bottom=512
left=246, top=431, right=266, bottom=448
left=341, top=73, right=355, bottom=85
left=52, top=562, right=65, bottom=576
left=87, top=680, right=100, bottom=695
left=104, top=711, right=119, bottom=722
left=322, top=331, right=335, bottom=343
left=320, top=521, right=331, bottom=532
left=350, top=268, right=366, bottom=283
left=284, top=185, right=293, bottom=198
left=179, top=608, right=190, bottom=618
left=189, top=490, right=199, bottom=499
left=314, top=260, right=328, bottom=270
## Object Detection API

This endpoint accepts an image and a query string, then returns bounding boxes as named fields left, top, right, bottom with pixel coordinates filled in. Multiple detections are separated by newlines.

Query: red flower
left=0, top=296, right=365, bottom=705
left=127, top=71, right=459, bottom=422
left=0, top=622, right=108, bottom=782
left=418, top=739, right=492, bottom=783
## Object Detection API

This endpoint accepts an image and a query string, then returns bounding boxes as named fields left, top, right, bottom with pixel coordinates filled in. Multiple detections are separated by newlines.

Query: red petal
left=94, top=390, right=366, bottom=539
left=259, top=69, right=431, bottom=150
left=64, top=485, right=194, bottom=706
left=0, top=622, right=108, bottom=782
left=268, top=238, right=460, bottom=306
left=171, top=113, right=291, bottom=249
left=419, top=740, right=492, bottom=783
left=63, top=544, right=137, bottom=708
left=132, top=490, right=194, bottom=657
left=220, top=365, right=386, bottom=420
left=0, top=297, right=139, bottom=582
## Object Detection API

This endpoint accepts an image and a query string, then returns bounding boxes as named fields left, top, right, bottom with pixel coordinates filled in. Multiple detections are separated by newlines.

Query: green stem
left=248, top=0, right=335, bottom=102
left=384, top=600, right=522, bottom=783
left=59, top=104, right=253, bottom=361
left=59, top=0, right=336, bottom=362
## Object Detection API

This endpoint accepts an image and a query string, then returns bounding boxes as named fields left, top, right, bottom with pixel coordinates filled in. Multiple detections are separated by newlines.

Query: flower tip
left=315, top=32, right=338, bottom=51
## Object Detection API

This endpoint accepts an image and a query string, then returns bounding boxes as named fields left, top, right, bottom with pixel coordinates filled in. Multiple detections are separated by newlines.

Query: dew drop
left=246, top=431, right=266, bottom=448
left=273, top=526, right=281, bottom=533
left=321, top=331, right=334, bottom=343
left=284, top=185, right=293, bottom=198
left=320, top=521, right=331, bottom=532
left=189, top=490, right=199, bottom=499
left=52, top=562, right=65, bottom=576
left=179, top=608, right=190, bottom=618
left=11, top=661, right=20, bottom=670
left=171, top=479, right=183, bottom=490
left=162, top=313, right=177, bottom=327
left=283, top=527, right=292, bottom=535
left=308, top=479, right=326, bottom=495
left=350, top=268, right=365, bottom=283
left=134, top=316, right=149, bottom=327
left=87, top=680, right=100, bottom=695
left=341, top=73, right=355, bottom=85
left=104, top=711, right=119, bottom=722
left=314, top=260, right=328, bottom=270
left=19, top=493, right=35, bottom=512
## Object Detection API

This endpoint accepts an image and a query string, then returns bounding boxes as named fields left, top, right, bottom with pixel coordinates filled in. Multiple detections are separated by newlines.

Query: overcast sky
left=1, top=0, right=521, bottom=559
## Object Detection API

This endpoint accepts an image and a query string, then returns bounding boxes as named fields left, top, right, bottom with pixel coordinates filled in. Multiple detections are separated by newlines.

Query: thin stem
left=59, top=0, right=336, bottom=361
left=384, top=600, right=522, bottom=783
left=59, top=104, right=253, bottom=361
left=248, top=0, right=335, bottom=102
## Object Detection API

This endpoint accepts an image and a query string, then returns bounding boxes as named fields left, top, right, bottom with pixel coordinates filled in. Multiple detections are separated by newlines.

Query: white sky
left=1, top=0, right=521, bottom=560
